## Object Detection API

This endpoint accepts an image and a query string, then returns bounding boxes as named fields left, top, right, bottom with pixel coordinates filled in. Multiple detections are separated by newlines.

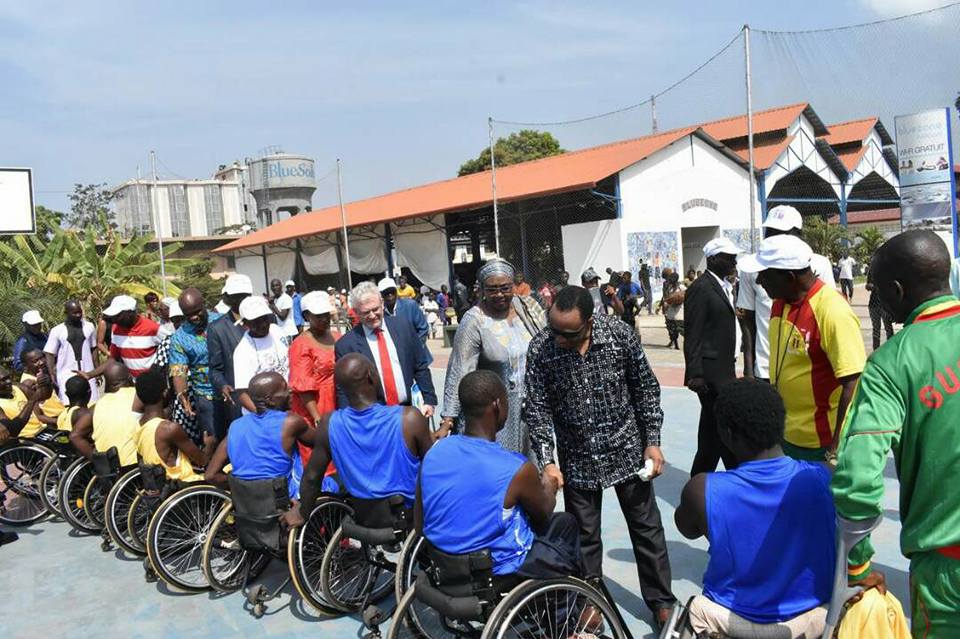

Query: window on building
left=134, top=184, right=153, bottom=235
left=204, top=185, right=224, bottom=235
left=167, top=185, right=190, bottom=237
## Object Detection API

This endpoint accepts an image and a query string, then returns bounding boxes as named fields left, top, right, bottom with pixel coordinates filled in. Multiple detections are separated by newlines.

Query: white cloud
left=859, top=0, right=947, bottom=17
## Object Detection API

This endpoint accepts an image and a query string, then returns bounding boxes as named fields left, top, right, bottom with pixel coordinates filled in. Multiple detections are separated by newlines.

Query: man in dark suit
left=683, top=237, right=742, bottom=476
left=334, top=281, right=437, bottom=415
left=207, top=274, right=252, bottom=438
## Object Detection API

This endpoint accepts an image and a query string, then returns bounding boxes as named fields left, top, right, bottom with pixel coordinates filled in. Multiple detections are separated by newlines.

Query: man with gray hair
left=334, top=280, right=436, bottom=415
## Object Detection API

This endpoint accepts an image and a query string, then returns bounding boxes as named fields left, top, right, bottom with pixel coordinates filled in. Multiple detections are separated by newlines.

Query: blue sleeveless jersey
left=328, top=404, right=419, bottom=506
left=703, top=456, right=835, bottom=623
left=227, top=409, right=302, bottom=499
left=421, top=435, right=533, bottom=576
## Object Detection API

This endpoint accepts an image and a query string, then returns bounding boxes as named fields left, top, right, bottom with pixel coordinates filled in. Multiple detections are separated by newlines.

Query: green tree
left=802, top=217, right=849, bottom=263
left=853, top=226, right=886, bottom=267
left=458, top=130, right=565, bottom=176
left=66, top=183, right=116, bottom=235
left=173, top=258, right=225, bottom=306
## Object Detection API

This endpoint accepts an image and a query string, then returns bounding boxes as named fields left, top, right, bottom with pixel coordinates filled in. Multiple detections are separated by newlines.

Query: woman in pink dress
left=288, top=291, right=339, bottom=467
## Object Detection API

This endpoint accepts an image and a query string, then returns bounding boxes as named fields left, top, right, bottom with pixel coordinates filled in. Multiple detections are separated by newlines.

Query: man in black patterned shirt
left=523, top=285, right=676, bottom=627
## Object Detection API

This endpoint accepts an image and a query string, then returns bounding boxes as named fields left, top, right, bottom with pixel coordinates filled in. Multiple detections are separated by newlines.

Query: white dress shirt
left=363, top=322, right=408, bottom=404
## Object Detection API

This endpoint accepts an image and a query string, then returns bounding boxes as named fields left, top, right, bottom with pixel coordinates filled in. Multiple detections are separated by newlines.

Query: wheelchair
left=319, top=493, right=417, bottom=620
left=124, top=462, right=170, bottom=556
left=387, top=538, right=627, bottom=639
left=144, top=481, right=231, bottom=592
left=78, top=447, right=141, bottom=553
left=200, top=475, right=352, bottom=617
left=37, top=429, right=78, bottom=519
left=0, top=431, right=58, bottom=525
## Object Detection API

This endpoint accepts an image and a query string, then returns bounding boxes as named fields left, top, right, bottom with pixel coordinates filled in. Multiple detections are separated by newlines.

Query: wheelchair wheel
left=387, top=581, right=478, bottom=639
left=287, top=497, right=353, bottom=615
left=395, top=531, right=428, bottom=602
left=82, top=474, right=112, bottom=528
left=319, top=524, right=397, bottom=612
left=58, top=457, right=100, bottom=533
left=39, top=454, right=69, bottom=518
left=146, top=484, right=229, bottom=592
left=126, top=491, right=157, bottom=555
left=201, top=502, right=270, bottom=593
left=0, top=442, right=54, bottom=525
left=481, top=578, right=627, bottom=639
left=104, top=468, right=143, bottom=555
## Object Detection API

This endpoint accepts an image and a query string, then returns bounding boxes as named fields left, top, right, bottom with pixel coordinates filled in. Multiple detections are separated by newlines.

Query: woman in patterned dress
left=438, top=259, right=546, bottom=456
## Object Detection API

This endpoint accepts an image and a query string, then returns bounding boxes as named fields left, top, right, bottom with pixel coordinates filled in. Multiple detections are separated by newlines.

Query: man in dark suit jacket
left=683, top=238, right=742, bottom=476
left=207, top=274, right=252, bottom=438
left=334, top=281, right=437, bottom=414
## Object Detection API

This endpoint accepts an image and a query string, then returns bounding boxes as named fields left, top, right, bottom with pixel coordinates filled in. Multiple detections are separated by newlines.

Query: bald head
left=334, top=353, right=380, bottom=407
left=248, top=371, right=289, bottom=413
left=872, top=230, right=952, bottom=323
left=104, top=360, right=132, bottom=393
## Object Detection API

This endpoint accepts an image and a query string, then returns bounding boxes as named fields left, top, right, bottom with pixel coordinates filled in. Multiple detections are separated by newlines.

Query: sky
left=1, top=0, right=955, bottom=216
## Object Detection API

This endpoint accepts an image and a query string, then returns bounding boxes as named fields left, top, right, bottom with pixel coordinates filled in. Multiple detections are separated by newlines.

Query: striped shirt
left=109, top=315, right=160, bottom=376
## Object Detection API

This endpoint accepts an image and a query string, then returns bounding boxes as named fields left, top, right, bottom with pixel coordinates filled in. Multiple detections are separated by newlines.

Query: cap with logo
left=21, top=310, right=44, bottom=325
left=223, top=274, right=254, bottom=296
left=703, top=237, right=742, bottom=258
left=103, top=295, right=137, bottom=317
left=763, top=205, right=803, bottom=232
left=737, top=234, right=813, bottom=273
left=238, top=296, right=273, bottom=321
left=581, top=268, right=601, bottom=283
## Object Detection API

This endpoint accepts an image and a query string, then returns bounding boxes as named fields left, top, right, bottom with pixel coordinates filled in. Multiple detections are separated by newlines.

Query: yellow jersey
left=0, top=385, right=44, bottom=439
left=21, top=372, right=65, bottom=421
left=769, top=280, right=866, bottom=449
left=92, top=387, right=139, bottom=466
left=136, top=416, right=203, bottom=483
left=57, top=405, right=80, bottom=432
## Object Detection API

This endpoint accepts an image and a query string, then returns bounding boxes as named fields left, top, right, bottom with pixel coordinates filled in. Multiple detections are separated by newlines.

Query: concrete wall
left=186, top=185, right=207, bottom=236
left=562, top=219, right=624, bottom=281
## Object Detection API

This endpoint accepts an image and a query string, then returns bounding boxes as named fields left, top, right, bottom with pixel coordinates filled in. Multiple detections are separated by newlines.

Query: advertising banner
left=895, top=108, right=958, bottom=255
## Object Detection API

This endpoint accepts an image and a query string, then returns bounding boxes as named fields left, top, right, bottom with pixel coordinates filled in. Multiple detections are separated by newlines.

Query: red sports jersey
left=109, top=315, right=160, bottom=376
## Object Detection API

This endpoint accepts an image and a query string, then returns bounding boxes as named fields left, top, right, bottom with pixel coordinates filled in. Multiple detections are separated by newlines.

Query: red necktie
left=374, top=328, right=400, bottom=405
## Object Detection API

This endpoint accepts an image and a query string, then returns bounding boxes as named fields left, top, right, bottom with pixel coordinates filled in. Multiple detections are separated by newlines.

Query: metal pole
left=150, top=151, right=168, bottom=296
left=488, top=117, right=501, bottom=256
left=743, top=25, right=758, bottom=253
left=651, top=94, right=658, bottom=133
left=337, top=158, right=354, bottom=290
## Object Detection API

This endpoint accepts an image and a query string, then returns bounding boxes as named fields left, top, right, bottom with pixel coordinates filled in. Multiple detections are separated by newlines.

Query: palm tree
left=853, top=226, right=886, bottom=267
left=802, top=217, right=849, bottom=263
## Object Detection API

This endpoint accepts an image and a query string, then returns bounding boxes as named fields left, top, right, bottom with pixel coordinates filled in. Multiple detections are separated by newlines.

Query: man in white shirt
left=44, top=300, right=99, bottom=404
left=233, top=296, right=290, bottom=414
left=157, top=296, right=178, bottom=339
left=837, top=251, right=857, bottom=301
left=267, top=277, right=298, bottom=338
left=738, top=205, right=838, bottom=381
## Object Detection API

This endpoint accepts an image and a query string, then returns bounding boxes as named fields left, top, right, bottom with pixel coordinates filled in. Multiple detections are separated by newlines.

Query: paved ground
left=1, top=353, right=910, bottom=638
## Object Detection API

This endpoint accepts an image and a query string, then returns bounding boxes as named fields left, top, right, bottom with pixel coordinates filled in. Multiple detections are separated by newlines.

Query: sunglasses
left=549, top=323, right=587, bottom=339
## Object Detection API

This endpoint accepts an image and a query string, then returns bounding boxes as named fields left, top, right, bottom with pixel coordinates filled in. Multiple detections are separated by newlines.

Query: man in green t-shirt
left=832, top=230, right=960, bottom=638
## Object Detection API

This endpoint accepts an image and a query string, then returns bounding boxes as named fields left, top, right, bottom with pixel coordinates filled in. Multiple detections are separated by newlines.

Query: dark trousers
left=869, top=302, right=893, bottom=350
left=840, top=278, right=854, bottom=300
left=691, top=390, right=737, bottom=476
left=563, top=477, right=675, bottom=612
left=516, top=512, right=584, bottom=579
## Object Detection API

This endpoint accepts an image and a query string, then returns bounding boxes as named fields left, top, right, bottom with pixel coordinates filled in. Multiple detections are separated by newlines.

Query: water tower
left=247, top=149, right=316, bottom=227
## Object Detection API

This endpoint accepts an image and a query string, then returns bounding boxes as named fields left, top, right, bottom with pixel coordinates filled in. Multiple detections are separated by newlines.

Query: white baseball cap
left=284, top=279, right=296, bottom=288
left=238, top=296, right=273, bottom=321
left=167, top=300, right=184, bottom=318
left=214, top=300, right=230, bottom=314
left=160, top=296, right=177, bottom=309
left=21, top=310, right=43, bottom=325
left=703, top=237, right=742, bottom=258
left=103, top=295, right=137, bottom=316
left=222, top=274, right=254, bottom=296
left=377, top=277, right=398, bottom=292
left=301, top=291, right=333, bottom=315
left=738, top=235, right=813, bottom=273
left=763, top=205, right=803, bottom=232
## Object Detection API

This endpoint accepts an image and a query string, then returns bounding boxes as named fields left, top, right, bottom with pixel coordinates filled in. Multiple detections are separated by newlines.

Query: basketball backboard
left=0, top=167, right=35, bottom=234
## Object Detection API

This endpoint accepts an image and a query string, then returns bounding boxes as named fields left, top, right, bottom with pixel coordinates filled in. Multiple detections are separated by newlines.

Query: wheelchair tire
left=58, top=457, right=100, bottom=533
left=319, top=524, right=396, bottom=612
left=146, top=484, right=229, bottom=592
left=126, top=491, right=156, bottom=555
left=481, top=577, right=628, bottom=639
left=104, top=467, right=143, bottom=556
left=39, top=454, right=67, bottom=518
left=287, top=497, right=353, bottom=615
left=0, top=442, right=54, bottom=525
left=387, top=581, right=477, bottom=639
left=201, top=502, right=271, bottom=593
left=82, top=474, right=112, bottom=528
left=395, top=531, right=427, bottom=602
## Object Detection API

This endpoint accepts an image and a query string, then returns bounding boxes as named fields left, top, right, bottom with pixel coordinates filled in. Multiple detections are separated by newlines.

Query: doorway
left=681, top=226, right=719, bottom=275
